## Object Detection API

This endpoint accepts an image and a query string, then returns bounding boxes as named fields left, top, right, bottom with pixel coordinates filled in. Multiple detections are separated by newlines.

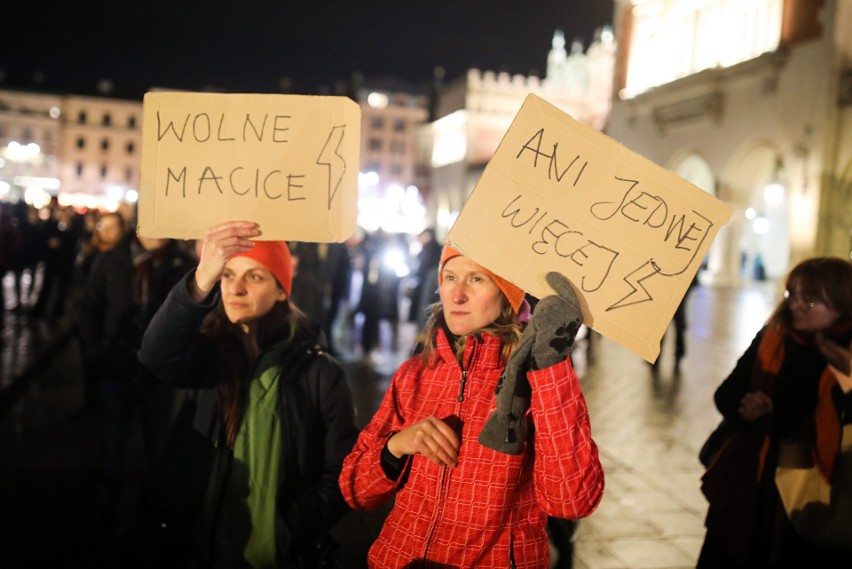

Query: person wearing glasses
left=698, top=257, right=852, bottom=568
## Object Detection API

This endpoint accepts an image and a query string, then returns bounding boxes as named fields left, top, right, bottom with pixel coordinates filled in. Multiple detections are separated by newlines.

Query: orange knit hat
left=438, top=246, right=525, bottom=313
left=232, top=241, right=293, bottom=295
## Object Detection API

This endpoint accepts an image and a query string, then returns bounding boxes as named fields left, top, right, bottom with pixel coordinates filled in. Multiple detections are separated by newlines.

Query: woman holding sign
left=339, top=246, right=604, bottom=568
left=133, top=221, right=357, bottom=569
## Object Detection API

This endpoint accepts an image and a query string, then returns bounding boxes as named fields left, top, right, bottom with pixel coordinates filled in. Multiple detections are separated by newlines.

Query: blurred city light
left=367, top=92, right=389, bottom=109
left=359, top=171, right=380, bottom=188
left=5, top=141, right=42, bottom=163
left=24, top=186, right=52, bottom=209
left=764, top=181, right=784, bottom=204
left=106, top=185, right=125, bottom=203
left=753, top=216, right=770, bottom=235
left=14, top=176, right=60, bottom=191
left=383, top=248, right=410, bottom=278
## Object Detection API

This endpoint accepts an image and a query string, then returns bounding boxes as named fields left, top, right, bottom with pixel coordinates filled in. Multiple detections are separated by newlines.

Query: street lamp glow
left=6, top=141, right=42, bottom=163
left=764, top=182, right=784, bottom=204
left=753, top=217, right=770, bottom=235
left=15, top=176, right=61, bottom=190
left=107, top=185, right=125, bottom=202
left=367, top=92, right=389, bottom=109
left=387, top=184, right=405, bottom=202
left=359, top=171, right=380, bottom=189
left=24, top=186, right=51, bottom=209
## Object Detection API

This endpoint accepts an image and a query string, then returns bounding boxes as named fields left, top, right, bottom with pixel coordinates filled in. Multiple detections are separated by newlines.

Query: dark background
left=1, top=0, right=614, bottom=97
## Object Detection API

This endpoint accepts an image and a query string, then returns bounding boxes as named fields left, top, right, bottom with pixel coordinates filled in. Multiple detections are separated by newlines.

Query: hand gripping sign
left=446, top=94, right=734, bottom=363
left=137, top=92, right=360, bottom=242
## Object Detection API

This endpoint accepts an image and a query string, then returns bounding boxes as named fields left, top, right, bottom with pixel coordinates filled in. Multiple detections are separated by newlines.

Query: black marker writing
left=163, top=165, right=304, bottom=201
left=516, top=128, right=588, bottom=186
left=156, top=112, right=292, bottom=143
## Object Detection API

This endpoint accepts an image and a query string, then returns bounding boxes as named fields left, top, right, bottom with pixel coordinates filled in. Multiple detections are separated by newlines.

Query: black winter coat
left=136, top=272, right=358, bottom=568
left=76, top=236, right=196, bottom=379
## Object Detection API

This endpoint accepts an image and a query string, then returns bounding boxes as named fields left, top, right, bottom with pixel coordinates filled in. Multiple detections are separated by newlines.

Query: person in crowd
left=76, top=210, right=125, bottom=282
left=289, top=240, right=352, bottom=354
left=10, top=203, right=41, bottom=310
left=323, top=239, right=354, bottom=355
left=698, top=257, right=852, bottom=568
left=339, top=246, right=604, bottom=567
left=354, top=229, right=405, bottom=360
left=71, top=210, right=131, bottom=418
left=134, top=221, right=357, bottom=568
left=651, top=273, right=699, bottom=374
left=32, top=204, right=82, bottom=319
left=407, top=227, right=443, bottom=330
left=76, top=226, right=197, bottom=528
left=0, top=202, right=21, bottom=313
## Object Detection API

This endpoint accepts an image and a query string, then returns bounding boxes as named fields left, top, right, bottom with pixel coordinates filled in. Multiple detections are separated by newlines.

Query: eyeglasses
left=783, top=289, right=823, bottom=310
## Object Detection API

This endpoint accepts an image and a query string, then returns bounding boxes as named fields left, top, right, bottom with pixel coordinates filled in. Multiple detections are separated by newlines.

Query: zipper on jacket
left=456, top=339, right=479, bottom=403
left=456, top=370, right=467, bottom=402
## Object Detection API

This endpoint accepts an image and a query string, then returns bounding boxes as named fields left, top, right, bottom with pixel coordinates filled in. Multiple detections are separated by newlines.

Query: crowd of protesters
left=0, top=205, right=611, bottom=567
left=0, top=199, right=444, bottom=357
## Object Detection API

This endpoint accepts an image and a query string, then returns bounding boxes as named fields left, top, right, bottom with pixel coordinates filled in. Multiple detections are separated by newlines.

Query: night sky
left=3, top=1, right=613, bottom=98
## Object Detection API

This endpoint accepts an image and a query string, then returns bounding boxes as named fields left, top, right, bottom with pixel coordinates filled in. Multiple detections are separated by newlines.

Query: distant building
left=420, top=28, right=617, bottom=238
left=606, top=0, right=852, bottom=282
left=347, top=77, right=431, bottom=234
left=59, top=95, right=143, bottom=210
left=0, top=89, right=64, bottom=206
left=0, top=89, right=142, bottom=211
left=1, top=80, right=432, bottom=234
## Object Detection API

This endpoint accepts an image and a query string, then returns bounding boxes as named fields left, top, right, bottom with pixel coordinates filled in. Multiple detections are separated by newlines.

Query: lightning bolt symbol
left=607, top=260, right=662, bottom=311
left=317, top=125, right=347, bottom=210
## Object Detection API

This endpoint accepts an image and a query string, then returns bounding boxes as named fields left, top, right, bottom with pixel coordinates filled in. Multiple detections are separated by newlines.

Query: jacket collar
left=434, top=328, right=504, bottom=371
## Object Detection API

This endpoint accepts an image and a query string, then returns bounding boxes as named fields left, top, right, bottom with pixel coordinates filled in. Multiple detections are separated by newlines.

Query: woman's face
left=439, top=256, right=504, bottom=336
left=785, top=281, right=840, bottom=333
left=221, top=256, right=287, bottom=326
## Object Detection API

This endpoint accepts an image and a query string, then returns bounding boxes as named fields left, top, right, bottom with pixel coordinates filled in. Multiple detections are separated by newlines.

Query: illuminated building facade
left=59, top=95, right=143, bottom=210
left=350, top=80, right=430, bottom=234
left=421, top=28, right=617, bottom=238
left=607, top=0, right=852, bottom=282
left=1, top=81, right=431, bottom=232
left=0, top=89, right=64, bottom=207
left=0, top=89, right=142, bottom=211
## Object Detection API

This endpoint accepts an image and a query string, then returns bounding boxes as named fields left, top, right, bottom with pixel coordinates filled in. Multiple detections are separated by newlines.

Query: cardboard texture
left=446, top=94, right=734, bottom=363
left=138, top=92, right=360, bottom=242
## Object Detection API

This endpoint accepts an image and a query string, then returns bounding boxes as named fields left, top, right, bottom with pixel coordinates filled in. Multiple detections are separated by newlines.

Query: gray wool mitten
left=478, top=272, right=583, bottom=455
left=529, top=272, right=584, bottom=370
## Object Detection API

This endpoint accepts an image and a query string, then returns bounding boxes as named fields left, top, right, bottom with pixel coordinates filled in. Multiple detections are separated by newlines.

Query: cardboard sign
left=446, top=94, right=734, bottom=362
left=138, top=92, right=360, bottom=242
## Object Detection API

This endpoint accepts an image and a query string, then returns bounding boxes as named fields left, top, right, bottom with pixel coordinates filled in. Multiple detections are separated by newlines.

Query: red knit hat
left=232, top=241, right=293, bottom=295
left=438, top=246, right=525, bottom=313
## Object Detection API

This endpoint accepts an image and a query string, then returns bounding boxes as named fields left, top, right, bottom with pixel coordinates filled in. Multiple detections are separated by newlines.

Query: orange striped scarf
left=756, top=327, right=840, bottom=482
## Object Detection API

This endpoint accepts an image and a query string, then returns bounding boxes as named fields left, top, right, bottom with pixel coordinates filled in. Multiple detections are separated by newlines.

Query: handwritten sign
left=138, top=92, right=360, bottom=242
left=446, top=94, right=733, bottom=362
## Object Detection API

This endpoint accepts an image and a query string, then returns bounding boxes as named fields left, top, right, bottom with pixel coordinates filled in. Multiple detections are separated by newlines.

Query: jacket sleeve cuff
left=174, top=269, right=219, bottom=309
left=380, top=439, right=407, bottom=481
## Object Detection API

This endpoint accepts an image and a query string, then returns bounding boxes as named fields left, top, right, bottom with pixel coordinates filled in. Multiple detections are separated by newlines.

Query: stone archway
left=667, top=152, right=723, bottom=279
left=720, top=142, right=790, bottom=282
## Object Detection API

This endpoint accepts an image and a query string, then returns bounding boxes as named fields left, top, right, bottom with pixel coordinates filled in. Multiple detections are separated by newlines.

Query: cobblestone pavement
left=0, top=278, right=780, bottom=568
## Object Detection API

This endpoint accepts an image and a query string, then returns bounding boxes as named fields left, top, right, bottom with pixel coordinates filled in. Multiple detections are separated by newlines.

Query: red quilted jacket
left=339, top=329, right=604, bottom=568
